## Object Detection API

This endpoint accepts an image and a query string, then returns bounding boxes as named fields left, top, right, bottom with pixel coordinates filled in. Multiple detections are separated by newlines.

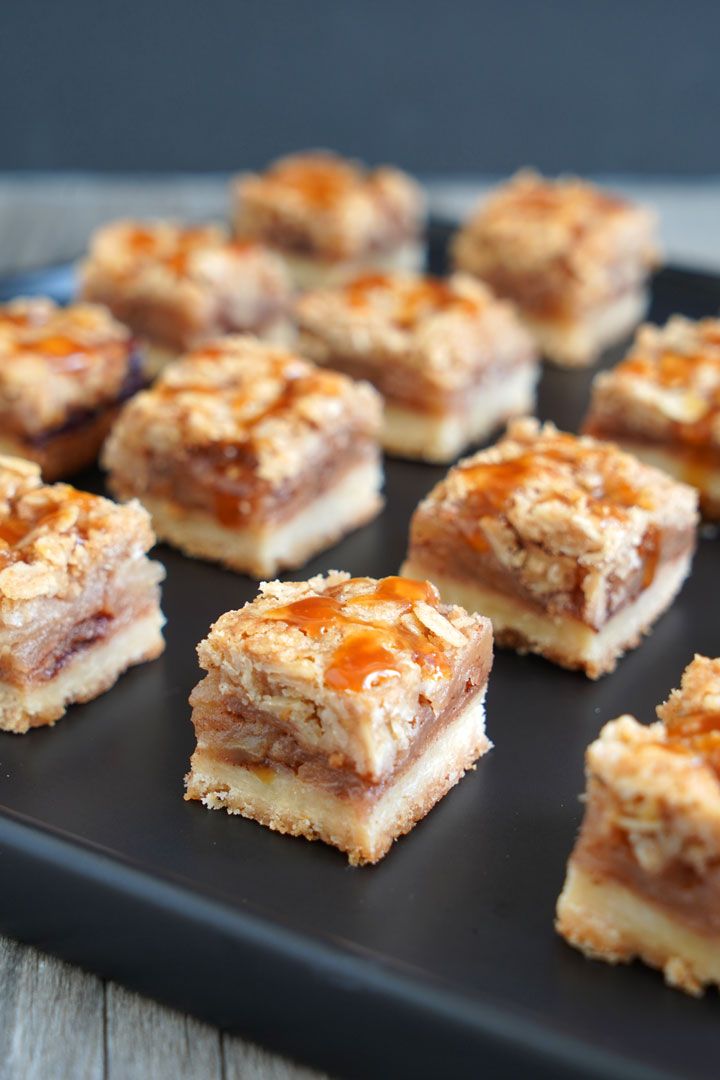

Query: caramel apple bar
left=452, top=171, right=659, bottom=367
left=401, top=418, right=698, bottom=678
left=102, top=337, right=383, bottom=578
left=295, top=271, right=539, bottom=462
left=584, top=316, right=720, bottom=519
left=79, top=220, right=292, bottom=373
left=557, top=656, right=720, bottom=996
left=0, top=456, right=165, bottom=733
left=231, top=151, right=425, bottom=290
left=185, top=572, right=493, bottom=864
left=0, top=298, right=148, bottom=480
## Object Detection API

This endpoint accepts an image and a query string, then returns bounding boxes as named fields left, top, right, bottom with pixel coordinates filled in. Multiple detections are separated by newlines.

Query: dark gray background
left=1, top=0, right=719, bottom=175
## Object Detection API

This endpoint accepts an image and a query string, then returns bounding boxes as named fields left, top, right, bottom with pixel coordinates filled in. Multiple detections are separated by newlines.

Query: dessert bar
left=557, top=656, right=720, bottom=996
left=102, top=337, right=383, bottom=577
left=401, top=418, right=698, bottom=677
left=0, top=456, right=165, bottom=733
left=0, top=297, right=147, bottom=479
left=452, top=171, right=659, bottom=367
left=79, top=220, right=292, bottom=372
left=185, top=572, right=493, bottom=864
left=584, top=316, right=720, bottom=518
left=231, top=151, right=425, bottom=289
left=295, top=271, right=539, bottom=462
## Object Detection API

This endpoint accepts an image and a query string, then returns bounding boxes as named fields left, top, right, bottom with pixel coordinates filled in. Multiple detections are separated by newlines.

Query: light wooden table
left=0, top=174, right=717, bottom=1080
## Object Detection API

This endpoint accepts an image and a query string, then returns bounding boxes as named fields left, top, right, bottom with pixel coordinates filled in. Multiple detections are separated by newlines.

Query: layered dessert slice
left=231, top=151, right=425, bottom=290
left=0, top=298, right=148, bottom=480
left=102, top=337, right=383, bottom=578
left=557, top=656, right=720, bottom=996
left=185, top=572, right=493, bottom=864
left=584, top=316, right=720, bottom=519
left=0, top=456, right=165, bottom=733
left=401, top=418, right=698, bottom=678
left=79, top=220, right=293, bottom=372
left=452, top=171, right=659, bottom=367
left=295, top=271, right=539, bottom=462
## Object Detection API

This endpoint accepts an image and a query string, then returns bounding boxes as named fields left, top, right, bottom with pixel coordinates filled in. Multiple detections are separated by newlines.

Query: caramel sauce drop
left=663, top=710, right=720, bottom=777
left=15, top=334, right=95, bottom=374
left=343, top=273, right=478, bottom=326
left=267, top=577, right=452, bottom=691
left=267, top=159, right=355, bottom=208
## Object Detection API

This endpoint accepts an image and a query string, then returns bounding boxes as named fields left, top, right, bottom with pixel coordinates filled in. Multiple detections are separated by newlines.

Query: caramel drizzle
left=124, top=225, right=243, bottom=277
left=0, top=490, right=94, bottom=567
left=266, top=577, right=452, bottom=691
left=261, top=158, right=360, bottom=208
left=619, top=345, right=720, bottom=448
left=663, top=709, right=720, bottom=777
left=458, top=434, right=660, bottom=583
left=343, top=273, right=478, bottom=326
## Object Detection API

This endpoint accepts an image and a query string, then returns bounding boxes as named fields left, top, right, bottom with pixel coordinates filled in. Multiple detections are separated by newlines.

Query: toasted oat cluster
left=103, top=337, right=383, bottom=577
left=231, top=152, right=425, bottom=286
left=0, top=456, right=165, bottom=733
left=295, top=271, right=539, bottom=460
left=557, top=655, right=720, bottom=996
left=185, top=572, right=493, bottom=863
left=0, top=298, right=146, bottom=479
left=452, top=171, right=659, bottom=366
left=79, top=220, right=292, bottom=367
left=402, top=418, right=698, bottom=676
left=584, top=317, right=720, bottom=517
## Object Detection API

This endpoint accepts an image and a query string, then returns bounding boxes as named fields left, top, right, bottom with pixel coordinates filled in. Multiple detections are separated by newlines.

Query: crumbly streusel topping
left=195, top=571, right=491, bottom=779
left=587, top=317, right=720, bottom=448
left=0, top=455, right=157, bottom=609
left=295, top=272, right=536, bottom=390
left=413, top=418, right=698, bottom=626
left=79, top=220, right=291, bottom=349
left=103, top=336, right=382, bottom=485
left=453, top=170, right=659, bottom=304
left=0, top=298, right=137, bottom=434
left=232, top=151, right=425, bottom=261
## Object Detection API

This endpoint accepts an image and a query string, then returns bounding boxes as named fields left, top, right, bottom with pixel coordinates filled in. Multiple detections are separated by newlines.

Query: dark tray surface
left=0, top=228, right=718, bottom=1079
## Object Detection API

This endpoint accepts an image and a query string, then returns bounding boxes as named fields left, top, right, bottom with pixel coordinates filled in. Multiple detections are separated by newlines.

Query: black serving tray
left=0, top=226, right=719, bottom=1080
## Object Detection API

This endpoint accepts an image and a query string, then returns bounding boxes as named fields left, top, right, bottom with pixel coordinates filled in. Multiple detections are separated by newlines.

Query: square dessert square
left=584, top=316, right=720, bottom=519
left=185, top=572, right=493, bottom=864
left=231, top=151, right=426, bottom=290
left=79, top=220, right=293, bottom=373
left=0, top=456, right=165, bottom=733
left=295, top=271, right=539, bottom=462
left=452, top=171, right=659, bottom=367
left=557, top=656, right=720, bottom=996
left=102, top=337, right=384, bottom=578
left=0, top=298, right=147, bottom=480
left=401, top=418, right=698, bottom=678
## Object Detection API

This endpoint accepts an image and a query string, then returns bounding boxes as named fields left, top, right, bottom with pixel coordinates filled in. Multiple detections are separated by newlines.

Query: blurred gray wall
left=2, top=0, right=718, bottom=175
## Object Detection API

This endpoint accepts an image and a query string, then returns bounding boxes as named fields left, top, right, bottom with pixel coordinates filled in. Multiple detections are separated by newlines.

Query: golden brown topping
left=588, top=317, right=720, bottom=449
left=657, top=656, right=720, bottom=776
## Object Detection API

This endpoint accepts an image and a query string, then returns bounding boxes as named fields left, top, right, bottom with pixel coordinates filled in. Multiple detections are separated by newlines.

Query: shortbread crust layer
left=520, top=287, right=649, bottom=369
left=186, top=687, right=489, bottom=865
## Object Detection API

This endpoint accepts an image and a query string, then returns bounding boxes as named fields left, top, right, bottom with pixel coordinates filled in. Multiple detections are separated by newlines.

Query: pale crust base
left=598, top=439, right=720, bottom=521
left=556, top=862, right=720, bottom=996
left=185, top=689, right=490, bottom=865
left=381, top=363, right=538, bottom=463
left=0, top=407, right=123, bottom=482
left=523, top=288, right=649, bottom=368
left=400, top=554, right=692, bottom=678
left=277, top=241, right=425, bottom=292
left=0, top=607, right=165, bottom=734
left=127, top=457, right=383, bottom=578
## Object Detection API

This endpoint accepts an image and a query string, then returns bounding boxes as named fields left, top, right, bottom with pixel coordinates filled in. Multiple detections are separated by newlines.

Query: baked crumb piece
left=185, top=572, right=493, bottom=863
left=231, top=151, right=426, bottom=289
left=401, top=417, right=698, bottom=677
left=452, top=170, right=660, bottom=367
left=556, top=655, right=720, bottom=995
left=0, top=455, right=165, bottom=732
left=584, top=316, right=720, bottom=518
left=79, top=220, right=293, bottom=371
left=0, top=297, right=148, bottom=479
left=295, top=271, right=539, bottom=462
left=102, top=336, right=384, bottom=577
